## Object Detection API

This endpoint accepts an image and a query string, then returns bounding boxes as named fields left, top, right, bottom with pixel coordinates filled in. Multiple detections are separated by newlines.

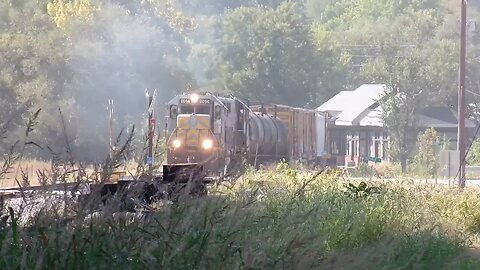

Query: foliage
left=217, top=2, right=346, bottom=107
left=316, top=0, right=456, bottom=172
left=47, top=0, right=97, bottom=30
left=411, top=128, right=440, bottom=178
left=344, top=181, right=381, bottom=198
left=361, top=38, right=454, bottom=173
left=348, top=162, right=377, bottom=178
left=439, top=133, right=452, bottom=150
left=467, top=139, right=480, bottom=166
left=374, top=162, right=403, bottom=178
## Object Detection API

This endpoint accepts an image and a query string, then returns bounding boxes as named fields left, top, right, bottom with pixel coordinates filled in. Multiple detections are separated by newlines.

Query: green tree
left=412, top=128, right=440, bottom=178
left=363, top=47, right=429, bottom=173
left=47, top=0, right=97, bottom=30
left=327, top=0, right=456, bottom=173
left=218, top=2, right=346, bottom=107
left=54, top=0, right=198, bottom=160
left=363, top=39, right=457, bottom=173
left=0, top=0, right=74, bottom=158
left=467, top=139, right=480, bottom=166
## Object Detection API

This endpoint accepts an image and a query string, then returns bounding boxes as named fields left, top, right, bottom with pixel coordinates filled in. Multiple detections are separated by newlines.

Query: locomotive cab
left=165, top=94, right=224, bottom=175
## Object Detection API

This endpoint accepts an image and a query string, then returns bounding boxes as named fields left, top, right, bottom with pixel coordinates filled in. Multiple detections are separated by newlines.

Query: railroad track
left=0, top=172, right=215, bottom=200
left=0, top=182, right=91, bottom=199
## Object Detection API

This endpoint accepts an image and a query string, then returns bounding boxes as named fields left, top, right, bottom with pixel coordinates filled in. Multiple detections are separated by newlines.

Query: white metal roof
left=358, top=106, right=384, bottom=127
left=317, top=84, right=387, bottom=126
left=317, top=84, right=477, bottom=129
left=316, top=91, right=353, bottom=113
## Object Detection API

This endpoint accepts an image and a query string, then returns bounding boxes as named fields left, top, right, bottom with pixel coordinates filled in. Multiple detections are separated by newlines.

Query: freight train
left=91, top=92, right=330, bottom=205
left=164, top=92, right=328, bottom=179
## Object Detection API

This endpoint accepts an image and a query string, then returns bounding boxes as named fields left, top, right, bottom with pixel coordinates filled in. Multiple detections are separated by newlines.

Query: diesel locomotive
left=164, top=92, right=328, bottom=179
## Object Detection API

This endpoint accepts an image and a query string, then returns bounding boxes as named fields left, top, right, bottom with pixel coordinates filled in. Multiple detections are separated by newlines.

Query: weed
left=344, top=181, right=381, bottom=198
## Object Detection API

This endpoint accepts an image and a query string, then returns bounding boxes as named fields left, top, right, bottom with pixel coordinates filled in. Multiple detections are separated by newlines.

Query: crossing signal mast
left=108, top=98, right=114, bottom=157
left=146, top=89, right=157, bottom=172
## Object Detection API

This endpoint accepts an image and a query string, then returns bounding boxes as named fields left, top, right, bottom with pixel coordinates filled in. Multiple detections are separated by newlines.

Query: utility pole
left=458, top=0, right=467, bottom=188
left=146, top=89, right=157, bottom=173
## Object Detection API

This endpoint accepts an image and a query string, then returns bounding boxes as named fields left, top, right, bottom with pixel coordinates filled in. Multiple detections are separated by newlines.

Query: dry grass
left=1, top=164, right=480, bottom=269
left=0, top=159, right=143, bottom=188
left=0, top=160, right=52, bottom=188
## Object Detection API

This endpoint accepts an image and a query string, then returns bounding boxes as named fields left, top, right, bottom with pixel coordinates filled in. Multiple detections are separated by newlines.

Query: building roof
left=316, top=84, right=387, bottom=126
left=417, top=107, right=476, bottom=128
left=358, top=105, right=383, bottom=127
left=316, top=84, right=476, bottom=129
left=316, top=91, right=354, bottom=117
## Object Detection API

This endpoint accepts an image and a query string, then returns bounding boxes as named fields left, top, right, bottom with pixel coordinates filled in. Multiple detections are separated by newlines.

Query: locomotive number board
left=180, top=98, right=211, bottom=104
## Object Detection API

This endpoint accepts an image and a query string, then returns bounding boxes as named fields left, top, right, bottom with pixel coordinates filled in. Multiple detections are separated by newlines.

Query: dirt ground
left=0, top=160, right=141, bottom=188
left=0, top=160, right=53, bottom=188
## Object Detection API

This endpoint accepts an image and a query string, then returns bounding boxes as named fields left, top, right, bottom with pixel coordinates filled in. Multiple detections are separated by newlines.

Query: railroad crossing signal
left=146, top=89, right=157, bottom=172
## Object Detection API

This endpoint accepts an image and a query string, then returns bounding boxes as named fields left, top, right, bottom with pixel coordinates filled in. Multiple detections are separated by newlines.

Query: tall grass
left=1, top=162, right=480, bottom=269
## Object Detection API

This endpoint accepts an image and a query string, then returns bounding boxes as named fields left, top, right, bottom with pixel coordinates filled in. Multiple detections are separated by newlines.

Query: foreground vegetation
left=1, top=163, right=480, bottom=269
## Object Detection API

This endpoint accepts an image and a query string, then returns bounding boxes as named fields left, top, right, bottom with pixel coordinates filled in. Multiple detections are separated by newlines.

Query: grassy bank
left=1, top=163, right=480, bottom=269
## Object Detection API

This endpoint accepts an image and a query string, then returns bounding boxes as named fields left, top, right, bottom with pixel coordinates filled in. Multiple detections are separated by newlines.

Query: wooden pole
left=458, top=0, right=467, bottom=188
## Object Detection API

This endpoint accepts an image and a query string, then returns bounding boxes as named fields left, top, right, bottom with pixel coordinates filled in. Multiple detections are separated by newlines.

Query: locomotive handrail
left=206, top=93, right=229, bottom=111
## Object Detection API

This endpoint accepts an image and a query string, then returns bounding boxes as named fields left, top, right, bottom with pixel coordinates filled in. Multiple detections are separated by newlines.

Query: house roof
left=358, top=105, right=383, bottom=127
left=316, top=84, right=476, bottom=129
left=316, top=84, right=387, bottom=126
left=417, top=107, right=476, bottom=128
left=316, top=91, right=354, bottom=117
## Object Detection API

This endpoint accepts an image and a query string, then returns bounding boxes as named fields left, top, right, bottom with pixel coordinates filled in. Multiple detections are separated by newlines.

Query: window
left=237, top=108, right=244, bottom=131
left=196, top=105, right=210, bottom=114
left=181, top=105, right=194, bottom=114
left=350, top=139, right=357, bottom=158
left=180, top=105, right=210, bottom=114
left=169, top=105, right=178, bottom=119
left=214, top=105, right=222, bottom=120
left=332, top=140, right=340, bottom=155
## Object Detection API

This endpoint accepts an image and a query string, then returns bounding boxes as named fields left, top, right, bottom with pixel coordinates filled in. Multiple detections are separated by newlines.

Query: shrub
left=467, top=139, right=480, bottom=166
left=411, top=128, right=440, bottom=178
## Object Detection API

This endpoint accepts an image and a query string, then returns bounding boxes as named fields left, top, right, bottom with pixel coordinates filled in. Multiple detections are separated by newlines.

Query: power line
left=466, top=89, right=480, bottom=97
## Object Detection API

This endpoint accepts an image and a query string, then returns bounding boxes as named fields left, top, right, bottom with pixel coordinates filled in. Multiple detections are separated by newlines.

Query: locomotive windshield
left=180, top=105, right=211, bottom=115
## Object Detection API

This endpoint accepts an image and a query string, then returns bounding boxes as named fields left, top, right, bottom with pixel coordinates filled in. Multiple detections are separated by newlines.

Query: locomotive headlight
left=201, top=139, right=213, bottom=150
left=190, top=94, right=199, bottom=103
left=172, top=139, right=182, bottom=149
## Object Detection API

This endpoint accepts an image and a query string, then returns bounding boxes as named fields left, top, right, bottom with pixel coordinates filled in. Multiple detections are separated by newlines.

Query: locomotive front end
left=165, top=94, right=221, bottom=174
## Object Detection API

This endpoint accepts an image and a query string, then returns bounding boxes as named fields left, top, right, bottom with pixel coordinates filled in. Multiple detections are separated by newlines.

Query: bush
left=467, top=139, right=480, bottom=166
left=411, top=128, right=440, bottom=178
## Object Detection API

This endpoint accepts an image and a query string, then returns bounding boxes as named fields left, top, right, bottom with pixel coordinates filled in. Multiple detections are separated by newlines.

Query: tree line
left=1, top=0, right=480, bottom=164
